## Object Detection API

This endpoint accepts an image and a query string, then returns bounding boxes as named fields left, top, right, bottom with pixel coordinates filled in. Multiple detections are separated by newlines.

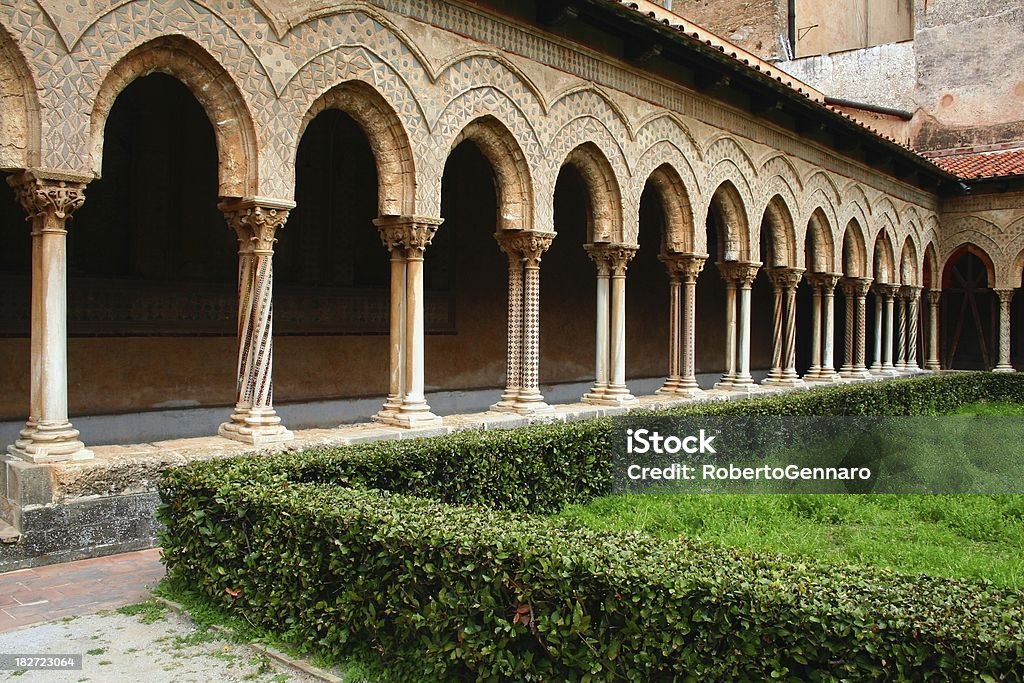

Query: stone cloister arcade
left=1, top=1, right=1023, bottom=463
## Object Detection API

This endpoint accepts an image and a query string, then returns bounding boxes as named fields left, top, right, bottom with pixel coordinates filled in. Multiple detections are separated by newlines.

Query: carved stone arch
left=805, top=207, right=836, bottom=273
left=704, top=135, right=757, bottom=185
left=804, top=171, right=841, bottom=217
left=0, top=21, right=40, bottom=168
left=1010, top=245, right=1024, bottom=289
left=704, top=157, right=756, bottom=235
left=430, top=87, right=544, bottom=227
left=841, top=218, right=869, bottom=278
left=641, top=163, right=696, bottom=254
left=437, top=50, right=547, bottom=114
left=942, top=242, right=997, bottom=289
left=758, top=154, right=804, bottom=196
left=449, top=115, right=535, bottom=232
left=838, top=182, right=872, bottom=232
left=899, top=237, right=920, bottom=287
left=634, top=140, right=702, bottom=209
left=297, top=80, right=416, bottom=217
left=558, top=142, right=624, bottom=243
left=758, top=194, right=798, bottom=268
left=872, top=227, right=897, bottom=284
left=90, top=35, right=258, bottom=197
left=871, top=196, right=901, bottom=243
left=548, top=85, right=636, bottom=141
left=707, top=180, right=751, bottom=261
left=634, top=112, right=703, bottom=167
left=546, top=116, right=630, bottom=239
left=923, top=241, right=940, bottom=289
left=277, top=39, right=430, bottom=205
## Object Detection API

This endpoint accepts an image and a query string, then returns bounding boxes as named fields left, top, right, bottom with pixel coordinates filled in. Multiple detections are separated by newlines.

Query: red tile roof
left=925, top=148, right=1024, bottom=179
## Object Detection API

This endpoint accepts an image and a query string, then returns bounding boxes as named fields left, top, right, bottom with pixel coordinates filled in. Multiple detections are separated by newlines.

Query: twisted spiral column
left=994, top=289, right=1016, bottom=373
left=219, top=200, right=293, bottom=445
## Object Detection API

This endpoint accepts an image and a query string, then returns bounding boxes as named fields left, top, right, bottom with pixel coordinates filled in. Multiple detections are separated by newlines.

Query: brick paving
left=0, top=548, right=164, bottom=633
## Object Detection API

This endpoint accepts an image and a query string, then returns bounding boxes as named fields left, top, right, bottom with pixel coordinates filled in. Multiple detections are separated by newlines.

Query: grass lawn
left=556, top=400, right=1024, bottom=588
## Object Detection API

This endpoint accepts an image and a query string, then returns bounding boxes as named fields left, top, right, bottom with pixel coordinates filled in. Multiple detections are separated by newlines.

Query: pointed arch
left=708, top=180, right=751, bottom=261
left=873, top=228, right=897, bottom=283
left=923, top=241, right=940, bottom=289
left=0, top=22, right=39, bottom=168
left=941, top=242, right=996, bottom=288
left=805, top=208, right=836, bottom=273
left=641, top=163, right=696, bottom=253
left=759, top=194, right=798, bottom=267
left=298, top=80, right=416, bottom=217
left=89, top=35, right=258, bottom=198
left=842, top=218, right=868, bottom=278
left=559, top=142, right=624, bottom=243
left=450, top=115, right=535, bottom=232
left=899, top=237, right=919, bottom=286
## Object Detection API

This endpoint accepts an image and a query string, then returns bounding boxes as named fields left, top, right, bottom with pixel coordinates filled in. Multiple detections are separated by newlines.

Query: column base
left=881, top=365, right=900, bottom=376
left=7, top=421, right=93, bottom=463
left=371, top=395, right=404, bottom=424
left=218, top=421, right=293, bottom=446
left=925, top=361, right=941, bottom=371
left=993, top=365, right=1017, bottom=374
left=511, top=396, right=555, bottom=415
left=729, top=375, right=759, bottom=391
left=582, top=390, right=637, bottom=406
left=802, top=367, right=822, bottom=382
left=667, top=378, right=703, bottom=397
left=841, top=368, right=873, bottom=381
left=489, top=388, right=522, bottom=413
left=582, top=384, right=609, bottom=405
left=763, top=377, right=805, bottom=388
left=806, top=370, right=843, bottom=383
left=656, top=377, right=681, bottom=395
left=377, top=398, right=444, bottom=428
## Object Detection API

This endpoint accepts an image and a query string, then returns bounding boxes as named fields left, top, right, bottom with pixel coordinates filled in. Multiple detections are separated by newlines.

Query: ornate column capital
left=8, top=170, right=90, bottom=230
left=497, top=230, right=554, bottom=268
left=608, top=244, right=638, bottom=276
left=660, top=252, right=707, bottom=283
left=767, top=266, right=804, bottom=290
left=716, top=260, right=760, bottom=286
left=927, top=290, right=941, bottom=305
left=221, top=198, right=295, bottom=253
left=840, top=276, right=873, bottom=298
left=873, top=282, right=900, bottom=300
left=899, top=285, right=922, bottom=299
left=374, top=215, right=443, bottom=255
left=995, top=288, right=1016, bottom=306
left=584, top=242, right=615, bottom=275
left=806, top=272, right=841, bottom=291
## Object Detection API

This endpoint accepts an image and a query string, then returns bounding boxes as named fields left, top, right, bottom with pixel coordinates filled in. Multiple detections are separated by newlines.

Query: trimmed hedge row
left=159, top=372, right=1024, bottom=680
left=160, top=480, right=1024, bottom=681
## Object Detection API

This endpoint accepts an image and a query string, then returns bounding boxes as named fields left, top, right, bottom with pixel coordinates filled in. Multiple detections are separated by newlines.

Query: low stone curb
left=151, top=595, right=344, bottom=683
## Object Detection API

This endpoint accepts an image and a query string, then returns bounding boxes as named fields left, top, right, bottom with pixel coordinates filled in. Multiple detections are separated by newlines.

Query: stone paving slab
left=0, top=549, right=164, bottom=633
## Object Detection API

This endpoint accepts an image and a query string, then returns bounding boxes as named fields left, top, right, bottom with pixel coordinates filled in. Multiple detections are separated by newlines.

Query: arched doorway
left=941, top=245, right=997, bottom=369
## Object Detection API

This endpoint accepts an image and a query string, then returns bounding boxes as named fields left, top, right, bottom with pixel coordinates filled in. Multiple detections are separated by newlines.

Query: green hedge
left=159, top=372, right=1024, bottom=680
left=160, top=479, right=1024, bottom=681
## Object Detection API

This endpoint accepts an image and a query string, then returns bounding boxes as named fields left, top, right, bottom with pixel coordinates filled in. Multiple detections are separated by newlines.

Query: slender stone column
left=374, top=237, right=407, bottom=421
left=516, top=232, right=555, bottom=411
left=839, top=278, right=857, bottom=377
left=880, top=284, right=898, bottom=375
left=895, top=290, right=908, bottom=371
left=372, top=216, right=443, bottom=427
left=491, top=238, right=524, bottom=411
left=714, top=262, right=739, bottom=390
left=583, top=244, right=612, bottom=404
left=657, top=256, right=683, bottom=394
left=219, top=199, right=294, bottom=445
left=764, top=267, right=804, bottom=386
left=676, top=254, right=706, bottom=394
left=819, top=273, right=842, bottom=381
left=604, top=245, right=638, bottom=404
left=733, top=262, right=761, bottom=389
left=806, top=272, right=842, bottom=382
left=7, top=171, right=92, bottom=462
left=840, top=277, right=873, bottom=379
left=994, top=289, right=1016, bottom=373
left=764, top=270, right=786, bottom=384
left=903, top=286, right=922, bottom=372
left=926, top=290, right=941, bottom=371
left=805, top=278, right=823, bottom=381
left=870, top=287, right=884, bottom=374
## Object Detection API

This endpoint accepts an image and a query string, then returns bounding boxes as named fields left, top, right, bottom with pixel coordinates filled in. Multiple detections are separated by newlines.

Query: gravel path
left=0, top=606, right=326, bottom=682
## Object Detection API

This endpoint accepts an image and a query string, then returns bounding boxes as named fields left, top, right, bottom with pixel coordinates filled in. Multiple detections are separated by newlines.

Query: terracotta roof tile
left=925, top=148, right=1024, bottom=179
